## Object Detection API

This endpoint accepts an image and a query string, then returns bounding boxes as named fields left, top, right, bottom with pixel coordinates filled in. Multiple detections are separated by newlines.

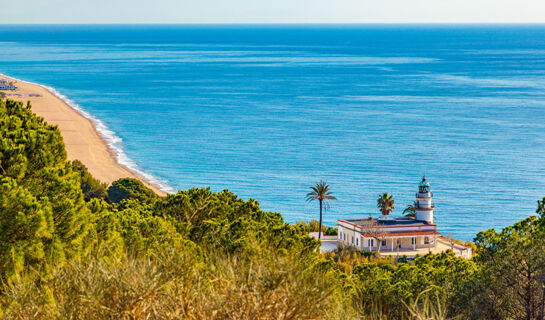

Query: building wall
left=337, top=223, right=437, bottom=251
left=415, top=210, right=434, bottom=224
left=437, top=238, right=473, bottom=259
left=338, top=225, right=359, bottom=247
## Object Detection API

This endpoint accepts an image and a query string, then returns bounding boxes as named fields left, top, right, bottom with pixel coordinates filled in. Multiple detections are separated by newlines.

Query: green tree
left=402, top=200, right=417, bottom=218
left=0, top=100, right=66, bottom=182
left=466, top=216, right=545, bottom=320
left=0, top=177, right=53, bottom=280
left=306, top=180, right=337, bottom=239
left=351, top=251, right=477, bottom=319
left=296, top=220, right=338, bottom=236
left=156, top=188, right=318, bottom=255
left=110, top=202, right=183, bottom=256
left=0, top=99, right=91, bottom=273
left=377, top=192, right=395, bottom=216
left=108, top=178, right=158, bottom=204
left=30, top=164, right=92, bottom=260
left=71, top=160, right=108, bottom=201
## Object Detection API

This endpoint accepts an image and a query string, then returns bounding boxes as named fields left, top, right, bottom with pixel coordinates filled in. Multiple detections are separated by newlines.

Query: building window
left=424, top=237, right=430, bottom=244
left=371, top=239, right=374, bottom=247
left=382, top=240, right=387, bottom=247
left=411, top=237, right=416, bottom=245
left=343, top=233, right=346, bottom=241
left=351, top=236, right=354, bottom=244
left=356, top=237, right=359, bottom=246
left=339, top=231, right=342, bottom=239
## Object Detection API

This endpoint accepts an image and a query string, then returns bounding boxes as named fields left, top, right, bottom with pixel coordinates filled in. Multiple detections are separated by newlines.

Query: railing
left=415, top=192, right=433, bottom=198
left=415, top=202, right=435, bottom=209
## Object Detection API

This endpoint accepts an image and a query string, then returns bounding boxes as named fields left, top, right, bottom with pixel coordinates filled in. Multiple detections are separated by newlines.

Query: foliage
left=403, top=200, right=417, bottom=217
left=306, top=180, right=337, bottom=211
left=107, top=178, right=158, bottom=204
left=0, top=177, right=53, bottom=279
left=0, top=99, right=90, bottom=281
left=71, top=160, right=108, bottom=201
left=461, top=216, right=545, bottom=320
left=350, top=251, right=477, bottom=319
left=377, top=192, right=395, bottom=216
left=0, top=99, right=66, bottom=182
left=323, top=246, right=379, bottom=273
left=296, top=219, right=338, bottom=235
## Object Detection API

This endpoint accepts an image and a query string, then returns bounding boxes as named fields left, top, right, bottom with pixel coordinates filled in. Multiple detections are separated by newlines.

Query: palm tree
left=402, top=200, right=417, bottom=218
left=377, top=192, right=395, bottom=216
left=306, top=181, right=337, bottom=239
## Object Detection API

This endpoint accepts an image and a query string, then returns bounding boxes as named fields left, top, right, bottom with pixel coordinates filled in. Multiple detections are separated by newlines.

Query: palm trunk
left=318, top=199, right=323, bottom=240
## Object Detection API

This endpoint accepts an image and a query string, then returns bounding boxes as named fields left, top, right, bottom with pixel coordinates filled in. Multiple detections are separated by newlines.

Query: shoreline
left=0, top=73, right=169, bottom=196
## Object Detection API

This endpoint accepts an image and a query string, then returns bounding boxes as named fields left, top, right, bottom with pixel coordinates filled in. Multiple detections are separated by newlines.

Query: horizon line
left=2, top=22, right=545, bottom=26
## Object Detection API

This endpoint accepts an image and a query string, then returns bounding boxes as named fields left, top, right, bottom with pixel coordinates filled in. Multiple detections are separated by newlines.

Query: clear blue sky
left=2, top=0, right=545, bottom=24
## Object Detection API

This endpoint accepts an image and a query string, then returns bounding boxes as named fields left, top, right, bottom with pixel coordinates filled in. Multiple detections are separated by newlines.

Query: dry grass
left=0, top=244, right=353, bottom=320
left=0, top=240, right=453, bottom=320
left=204, top=252, right=350, bottom=319
left=402, top=289, right=460, bottom=320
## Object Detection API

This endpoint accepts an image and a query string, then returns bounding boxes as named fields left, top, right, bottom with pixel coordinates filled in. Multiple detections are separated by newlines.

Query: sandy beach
left=1, top=74, right=167, bottom=196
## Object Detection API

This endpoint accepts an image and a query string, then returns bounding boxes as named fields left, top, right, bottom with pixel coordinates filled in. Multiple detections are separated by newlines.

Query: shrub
left=108, top=178, right=158, bottom=204
left=71, top=160, right=108, bottom=201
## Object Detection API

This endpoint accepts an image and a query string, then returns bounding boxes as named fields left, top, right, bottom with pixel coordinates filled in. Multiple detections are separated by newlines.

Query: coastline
left=0, top=73, right=168, bottom=196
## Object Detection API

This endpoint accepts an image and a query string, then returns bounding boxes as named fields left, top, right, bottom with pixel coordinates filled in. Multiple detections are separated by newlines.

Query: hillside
left=1, top=98, right=544, bottom=319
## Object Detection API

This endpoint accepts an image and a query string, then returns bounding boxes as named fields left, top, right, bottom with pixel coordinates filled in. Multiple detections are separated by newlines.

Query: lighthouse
left=415, top=176, right=434, bottom=224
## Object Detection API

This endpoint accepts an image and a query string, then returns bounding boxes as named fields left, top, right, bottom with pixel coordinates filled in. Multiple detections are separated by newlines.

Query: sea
left=1, top=24, right=545, bottom=240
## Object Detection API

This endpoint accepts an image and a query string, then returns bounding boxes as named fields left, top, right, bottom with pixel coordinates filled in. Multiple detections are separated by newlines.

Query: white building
left=337, top=177, right=472, bottom=259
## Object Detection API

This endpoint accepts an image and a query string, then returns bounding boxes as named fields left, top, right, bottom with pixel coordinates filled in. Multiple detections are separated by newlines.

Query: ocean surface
left=1, top=24, right=545, bottom=240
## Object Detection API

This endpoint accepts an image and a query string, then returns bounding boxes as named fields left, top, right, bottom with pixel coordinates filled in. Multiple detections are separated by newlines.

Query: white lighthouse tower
left=415, top=176, right=434, bottom=224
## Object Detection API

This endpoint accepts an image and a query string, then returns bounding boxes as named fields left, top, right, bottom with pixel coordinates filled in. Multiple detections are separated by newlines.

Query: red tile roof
left=361, top=230, right=441, bottom=237
left=339, top=218, right=436, bottom=229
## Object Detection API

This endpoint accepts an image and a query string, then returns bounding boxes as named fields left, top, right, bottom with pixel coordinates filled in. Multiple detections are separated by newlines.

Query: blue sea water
left=1, top=24, right=545, bottom=240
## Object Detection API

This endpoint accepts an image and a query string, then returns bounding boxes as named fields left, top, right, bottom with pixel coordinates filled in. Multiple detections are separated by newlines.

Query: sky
left=1, top=0, right=545, bottom=24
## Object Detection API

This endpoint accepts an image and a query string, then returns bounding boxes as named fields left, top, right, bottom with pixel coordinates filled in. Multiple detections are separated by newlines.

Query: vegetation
left=377, top=192, right=395, bottom=216
left=108, top=177, right=158, bottom=204
left=359, top=218, right=388, bottom=253
left=71, top=160, right=108, bottom=201
left=403, top=200, right=417, bottom=217
left=2, top=97, right=545, bottom=319
left=297, top=219, right=338, bottom=236
left=306, top=180, right=337, bottom=239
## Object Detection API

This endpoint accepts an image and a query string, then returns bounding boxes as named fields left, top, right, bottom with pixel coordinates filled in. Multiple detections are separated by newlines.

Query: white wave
left=462, top=49, right=545, bottom=56
left=1, top=73, right=176, bottom=194
left=415, top=73, right=545, bottom=90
